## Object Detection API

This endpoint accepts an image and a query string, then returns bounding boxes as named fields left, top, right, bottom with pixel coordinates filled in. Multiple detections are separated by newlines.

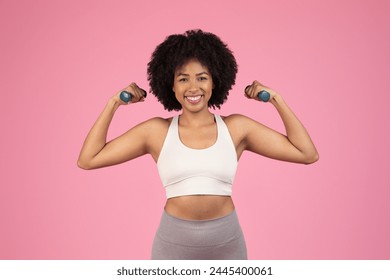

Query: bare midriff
left=164, top=195, right=235, bottom=220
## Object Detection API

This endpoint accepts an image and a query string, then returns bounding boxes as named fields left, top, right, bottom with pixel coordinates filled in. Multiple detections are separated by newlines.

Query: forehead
left=175, top=58, right=209, bottom=74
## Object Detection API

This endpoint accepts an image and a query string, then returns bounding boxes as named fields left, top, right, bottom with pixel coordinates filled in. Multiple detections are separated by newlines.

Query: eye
left=198, top=76, right=207, bottom=81
left=179, top=78, right=188, bottom=82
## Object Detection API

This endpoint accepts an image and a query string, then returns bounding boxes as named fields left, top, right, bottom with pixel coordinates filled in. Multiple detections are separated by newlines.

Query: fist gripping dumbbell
left=120, top=89, right=147, bottom=103
left=245, top=85, right=270, bottom=102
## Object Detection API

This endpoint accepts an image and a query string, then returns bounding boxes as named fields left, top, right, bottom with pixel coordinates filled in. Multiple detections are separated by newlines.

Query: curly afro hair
left=147, top=30, right=238, bottom=111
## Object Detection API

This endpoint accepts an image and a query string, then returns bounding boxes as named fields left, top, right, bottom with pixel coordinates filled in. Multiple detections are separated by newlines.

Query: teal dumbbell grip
left=257, top=90, right=270, bottom=102
left=245, top=85, right=270, bottom=102
left=120, top=89, right=147, bottom=103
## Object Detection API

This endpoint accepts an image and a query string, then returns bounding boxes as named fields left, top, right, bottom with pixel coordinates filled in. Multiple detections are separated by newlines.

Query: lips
left=185, top=95, right=203, bottom=104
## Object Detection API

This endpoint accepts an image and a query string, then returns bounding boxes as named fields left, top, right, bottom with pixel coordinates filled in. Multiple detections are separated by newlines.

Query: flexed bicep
left=240, top=81, right=318, bottom=164
left=86, top=123, right=149, bottom=169
left=244, top=119, right=309, bottom=163
left=77, top=82, right=152, bottom=170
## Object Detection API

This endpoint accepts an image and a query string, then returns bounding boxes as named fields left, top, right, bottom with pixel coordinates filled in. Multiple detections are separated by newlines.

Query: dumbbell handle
left=245, top=86, right=270, bottom=102
left=120, top=89, right=147, bottom=103
left=257, top=90, right=270, bottom=102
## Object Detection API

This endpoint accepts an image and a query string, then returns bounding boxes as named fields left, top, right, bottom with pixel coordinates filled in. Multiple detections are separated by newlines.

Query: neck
left=179, top=110, right=215, bottom=127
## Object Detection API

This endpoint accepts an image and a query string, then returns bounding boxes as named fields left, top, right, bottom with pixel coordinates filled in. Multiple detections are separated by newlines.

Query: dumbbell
left=120, top=89, right=147, bottom=103
left=245, top=85, right=270, bottom=102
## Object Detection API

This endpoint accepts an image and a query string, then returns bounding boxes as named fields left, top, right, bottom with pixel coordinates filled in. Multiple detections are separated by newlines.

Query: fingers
left=119, top=82, right=147, bottom=104
left=244, top=80, right=262, bottom=99
left=244, top=80, right=272, bottom=102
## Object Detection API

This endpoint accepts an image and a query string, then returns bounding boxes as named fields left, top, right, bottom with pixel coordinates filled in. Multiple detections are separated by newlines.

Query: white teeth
left=186, top=96, right=201, bottom=101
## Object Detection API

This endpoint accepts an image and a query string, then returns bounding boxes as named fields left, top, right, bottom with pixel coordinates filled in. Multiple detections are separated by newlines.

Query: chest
left=178, top=124, right=217, bottom=149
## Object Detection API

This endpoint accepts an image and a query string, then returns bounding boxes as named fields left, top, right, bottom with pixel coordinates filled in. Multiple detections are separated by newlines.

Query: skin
left=77, top=59, right=319, bottom=220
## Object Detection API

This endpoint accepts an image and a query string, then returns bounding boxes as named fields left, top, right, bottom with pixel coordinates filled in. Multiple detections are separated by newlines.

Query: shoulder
left=220, top=114, right=267, bottom=138
left=136, top=116, right=175, bottom=138
left=135, top=116, right=172, bottom=132
left=135, top=116, right=175, bottom=157
left=218, top=114, right=253, bottom=139
left=220, top=114, right=254, bottom=127
left=143, top=116, right=172, bottom=126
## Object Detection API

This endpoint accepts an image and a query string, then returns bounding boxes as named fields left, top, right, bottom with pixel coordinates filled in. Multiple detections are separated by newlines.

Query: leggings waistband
left=156, top=210, right=243, bottom=247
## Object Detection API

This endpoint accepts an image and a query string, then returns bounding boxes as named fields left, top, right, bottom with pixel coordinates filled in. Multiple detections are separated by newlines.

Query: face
left=173, top=59, right=213, bottom=113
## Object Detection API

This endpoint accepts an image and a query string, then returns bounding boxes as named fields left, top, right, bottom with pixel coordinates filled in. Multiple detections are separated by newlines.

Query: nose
left=187, top=78, right=200, bottom=92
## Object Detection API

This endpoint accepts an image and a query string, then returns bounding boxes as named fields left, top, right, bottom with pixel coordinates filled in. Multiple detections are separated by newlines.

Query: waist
left=165, top=195, right=235, bottom=220
left=155, top=209, right=242, bottom=247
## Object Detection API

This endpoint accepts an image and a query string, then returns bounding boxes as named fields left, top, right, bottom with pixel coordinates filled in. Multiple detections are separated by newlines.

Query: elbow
left=77, top=159, right=93, bottom=170
left=303, top=152, right=319, bottom=164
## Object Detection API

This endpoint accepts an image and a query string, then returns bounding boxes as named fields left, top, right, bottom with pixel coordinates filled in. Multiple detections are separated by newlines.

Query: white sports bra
left=157, top=115, right=238, bottom=199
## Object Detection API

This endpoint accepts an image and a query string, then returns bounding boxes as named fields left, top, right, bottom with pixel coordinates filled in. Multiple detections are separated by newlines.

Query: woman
left=77, top=30, right=319, bottom=260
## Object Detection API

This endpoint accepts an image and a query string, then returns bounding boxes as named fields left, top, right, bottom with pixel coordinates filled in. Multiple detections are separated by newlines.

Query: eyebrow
left=176, top=71, right=209, bottom=77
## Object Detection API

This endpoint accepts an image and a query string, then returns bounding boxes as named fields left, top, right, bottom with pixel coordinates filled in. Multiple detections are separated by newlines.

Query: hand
left=114, top=82, right=147, bottom=105
left=244, top=80, right=277, bottom=102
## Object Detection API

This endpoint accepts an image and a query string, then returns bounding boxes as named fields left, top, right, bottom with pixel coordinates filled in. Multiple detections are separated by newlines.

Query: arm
left=77, top=83, right=148, bottom=170
left=241, top=81, right=319, bottom=164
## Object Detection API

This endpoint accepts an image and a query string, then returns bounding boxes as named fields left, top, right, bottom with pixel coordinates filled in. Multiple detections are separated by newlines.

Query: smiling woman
left=173, top=59, right=213, bottom=111
left=77, top=29, right=318, bottom=260
left=147, top=30, right=238, bottom=112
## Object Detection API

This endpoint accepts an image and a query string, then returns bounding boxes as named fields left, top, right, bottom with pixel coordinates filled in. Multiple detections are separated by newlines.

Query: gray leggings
left=151, top=210, right=247, bottom=260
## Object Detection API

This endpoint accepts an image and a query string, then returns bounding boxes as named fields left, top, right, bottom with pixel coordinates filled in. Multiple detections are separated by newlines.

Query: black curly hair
left=147, top=30, right=238, bottom=111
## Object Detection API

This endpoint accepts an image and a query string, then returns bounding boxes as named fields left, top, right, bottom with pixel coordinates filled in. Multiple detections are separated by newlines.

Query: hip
left=151, top=209, right=247, bottom=259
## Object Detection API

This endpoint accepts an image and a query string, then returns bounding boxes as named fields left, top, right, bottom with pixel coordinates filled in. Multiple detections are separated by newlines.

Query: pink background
left=1, top=0, right=389, bottom=259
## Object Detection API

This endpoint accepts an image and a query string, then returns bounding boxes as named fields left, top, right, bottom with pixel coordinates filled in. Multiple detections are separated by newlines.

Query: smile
left=185, top=95, right=203, bottom=104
